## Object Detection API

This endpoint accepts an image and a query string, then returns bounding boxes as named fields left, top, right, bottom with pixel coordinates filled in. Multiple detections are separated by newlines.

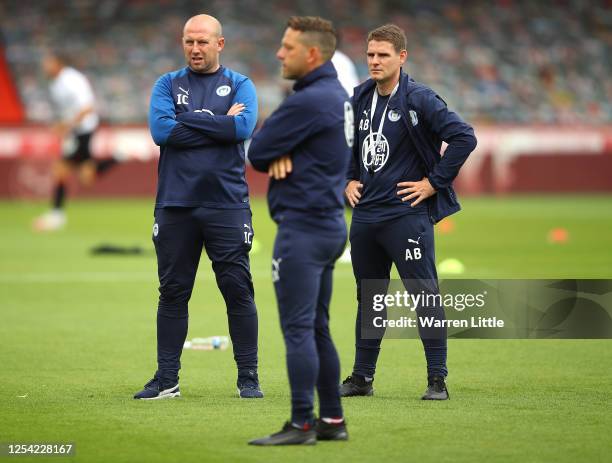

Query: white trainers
left=33, top=210, right=66, bottom=232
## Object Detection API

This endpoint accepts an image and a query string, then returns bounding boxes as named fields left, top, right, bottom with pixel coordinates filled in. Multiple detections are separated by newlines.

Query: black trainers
left=237, top=369, right=264, bottom=398
left=339, top=375, right=374, bottom=397
left=248, top=421, right=316, bottom=446
left=133, top=375, right=180, bottom=400
left=315, top=419, right=349, bottom=441
left=421, top=376, right=449, bottom=400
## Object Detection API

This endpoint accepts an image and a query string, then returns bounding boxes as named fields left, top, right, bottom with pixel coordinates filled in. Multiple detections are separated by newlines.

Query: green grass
left=0, top=196, right=611, bottom=462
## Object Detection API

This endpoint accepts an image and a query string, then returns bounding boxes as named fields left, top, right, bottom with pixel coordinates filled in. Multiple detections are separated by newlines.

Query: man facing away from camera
left=134, top=14, right=263, bottom=400
left=248, top=16, right=352, bottom=445
left=341, top=24, right=477, bottom=400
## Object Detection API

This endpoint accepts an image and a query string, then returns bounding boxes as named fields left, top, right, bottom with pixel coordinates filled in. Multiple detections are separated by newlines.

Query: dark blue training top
left=348, top=70, right=477, bottom=224
left=149, top=65, right=258, bottom=209
left=352, top=90, right=427, bottom=223
left=248, top=61, right=352, bottom=230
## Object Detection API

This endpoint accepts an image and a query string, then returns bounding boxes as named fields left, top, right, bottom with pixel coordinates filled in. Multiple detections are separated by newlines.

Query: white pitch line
left=0, top=267, right=356, bottom=284
left=0, top=271, right=157, bottom=284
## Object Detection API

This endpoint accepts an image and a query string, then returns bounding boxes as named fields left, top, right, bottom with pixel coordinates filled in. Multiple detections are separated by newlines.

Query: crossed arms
left=148, top=74, right=258, bottom=148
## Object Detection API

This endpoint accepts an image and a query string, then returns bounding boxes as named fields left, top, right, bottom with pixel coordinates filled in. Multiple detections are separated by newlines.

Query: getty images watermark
left=371, top=289, right=499, bottom=328
left=360, top=279, right=612, bottom=339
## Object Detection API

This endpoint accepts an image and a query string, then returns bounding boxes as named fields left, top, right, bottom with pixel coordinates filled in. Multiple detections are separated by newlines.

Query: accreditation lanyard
left=368, top=82, right=399, bottom=168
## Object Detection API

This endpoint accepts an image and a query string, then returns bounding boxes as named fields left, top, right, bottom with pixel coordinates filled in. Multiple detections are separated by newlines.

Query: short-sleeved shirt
left=49, top=67, right=99, bottom=134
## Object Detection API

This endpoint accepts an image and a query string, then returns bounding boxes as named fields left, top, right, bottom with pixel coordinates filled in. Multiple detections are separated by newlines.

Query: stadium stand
left=0, top=1, right=610, bottom=200
left=0, top=0, right=610, bottom=124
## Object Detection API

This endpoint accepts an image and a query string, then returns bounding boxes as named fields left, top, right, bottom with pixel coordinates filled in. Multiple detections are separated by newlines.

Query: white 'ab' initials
left=405, top=248, right=422, bottom=260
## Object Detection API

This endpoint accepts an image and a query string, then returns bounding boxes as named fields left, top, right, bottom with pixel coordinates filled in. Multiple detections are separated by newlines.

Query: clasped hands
left=228, top=103, right=292, bottom=180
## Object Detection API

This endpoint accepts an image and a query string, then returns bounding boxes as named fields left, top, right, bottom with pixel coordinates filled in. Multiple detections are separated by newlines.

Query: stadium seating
left=0, top=0, right=609, bottom=124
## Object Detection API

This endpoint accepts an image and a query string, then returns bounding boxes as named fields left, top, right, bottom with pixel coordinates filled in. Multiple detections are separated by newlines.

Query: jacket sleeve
left=248, top=94, right=321, bottom=172
left=417, top=89, right=477, bottom=190
left=175, top=77, right=258, bottom=143
left=148, top=75, right=216, bottom=148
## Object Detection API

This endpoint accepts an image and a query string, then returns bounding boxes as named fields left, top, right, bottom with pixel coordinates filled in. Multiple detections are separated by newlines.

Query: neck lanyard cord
left=367, top=82, right=399, bottom=172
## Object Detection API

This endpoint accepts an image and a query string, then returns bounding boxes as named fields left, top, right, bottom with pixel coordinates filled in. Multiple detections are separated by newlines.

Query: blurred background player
left=248, top=16, right=351, bottom=445
left=33, top=52, right=115, bottom=231
left=332, top=48, right=359, bottom=96
left=331, top=40, right=359, bottom=262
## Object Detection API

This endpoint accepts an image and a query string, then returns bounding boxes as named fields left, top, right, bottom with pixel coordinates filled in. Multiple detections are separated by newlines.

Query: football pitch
left=1, top=196, right=611, bottom=462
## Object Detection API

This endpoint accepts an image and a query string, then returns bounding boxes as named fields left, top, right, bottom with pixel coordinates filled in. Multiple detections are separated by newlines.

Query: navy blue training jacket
left=248, top=61, right=352, bottom=228
left=348, top=70, right=477, bottom=223
left=149, top=65, right=258, bottom=209
left=350, top=89, right=428, bottom=223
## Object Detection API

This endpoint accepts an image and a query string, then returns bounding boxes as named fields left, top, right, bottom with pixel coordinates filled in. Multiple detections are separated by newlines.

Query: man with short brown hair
left=367, top=23, right=408, bottom=53
left=342, top=23, right=477, bottom=400
left=248, top=16, right=352, bottom=445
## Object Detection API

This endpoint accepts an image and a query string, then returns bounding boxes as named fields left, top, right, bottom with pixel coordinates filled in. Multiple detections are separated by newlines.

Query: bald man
left=134, top=14, right=262, bottom=400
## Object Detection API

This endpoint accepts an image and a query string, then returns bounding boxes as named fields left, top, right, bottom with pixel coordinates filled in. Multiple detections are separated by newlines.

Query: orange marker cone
left=548, top=228, right=569, bottom=244
left=438, top=218, right=455, bottom=234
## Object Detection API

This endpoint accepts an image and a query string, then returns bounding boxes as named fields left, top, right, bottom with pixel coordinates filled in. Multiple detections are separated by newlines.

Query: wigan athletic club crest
left=388, top=109, right=401, bottom=122
left=362, top=133, right=390, bottom=173
left=216, top=85, right=231, bottom=96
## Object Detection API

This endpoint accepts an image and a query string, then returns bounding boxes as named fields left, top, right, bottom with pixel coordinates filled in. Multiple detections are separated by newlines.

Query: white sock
left=321, top=417, right=344, bottom=424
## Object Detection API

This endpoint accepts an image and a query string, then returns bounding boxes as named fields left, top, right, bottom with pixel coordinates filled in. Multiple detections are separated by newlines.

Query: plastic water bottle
left=184, top=336, right=230, bottom=351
